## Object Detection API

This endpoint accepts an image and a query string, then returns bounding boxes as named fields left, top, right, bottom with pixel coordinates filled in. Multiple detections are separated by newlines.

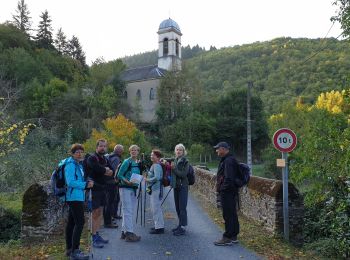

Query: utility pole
left=247, top=81, right=253, bottom=174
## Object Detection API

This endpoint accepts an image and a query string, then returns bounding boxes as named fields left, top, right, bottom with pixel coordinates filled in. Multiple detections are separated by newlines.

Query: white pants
left=150, top=189, right=164, bottom=229
left=120, top=188, right=137, bottom=233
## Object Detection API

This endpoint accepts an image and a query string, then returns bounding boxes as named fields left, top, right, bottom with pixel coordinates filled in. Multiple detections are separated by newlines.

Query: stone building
left=121, top=18, right=182, bottom=122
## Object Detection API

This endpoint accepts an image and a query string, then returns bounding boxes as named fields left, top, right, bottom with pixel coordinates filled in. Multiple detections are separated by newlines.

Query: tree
left=36, top=10, right=54, bottom=49
left=54, top=28, right=68, bottom=55
left=67, top=35, right=87, bottom=67
left=83, top=114, right=150, bottom=152
left=332, top=0, right=350, bottom=38
left=12, top=0, right=32, bottom=37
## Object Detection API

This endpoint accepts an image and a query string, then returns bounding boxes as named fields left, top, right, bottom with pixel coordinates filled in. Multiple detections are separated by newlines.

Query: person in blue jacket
left=64, top=143, right=94, bottom=260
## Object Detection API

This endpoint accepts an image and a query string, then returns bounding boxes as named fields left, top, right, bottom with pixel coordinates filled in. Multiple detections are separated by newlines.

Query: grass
left=0, top=192, right=23, bottom=214
left=191, top=190, right=323, bottom=260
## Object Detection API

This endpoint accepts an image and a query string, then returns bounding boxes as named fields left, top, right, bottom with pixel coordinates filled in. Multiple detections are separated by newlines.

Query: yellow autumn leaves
left=0, top=122, right=36, bottom=157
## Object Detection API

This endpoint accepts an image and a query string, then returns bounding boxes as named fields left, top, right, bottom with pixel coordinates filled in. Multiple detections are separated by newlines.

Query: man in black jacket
left=86, top=139, right=114, bottom=248
left=213, top=141, right=240, bottom=246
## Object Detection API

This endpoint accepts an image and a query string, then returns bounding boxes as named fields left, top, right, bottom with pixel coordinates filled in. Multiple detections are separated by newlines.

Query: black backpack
left=234, top=163, right=251, bottom=188
left=187, top=164, right=195, bottom=185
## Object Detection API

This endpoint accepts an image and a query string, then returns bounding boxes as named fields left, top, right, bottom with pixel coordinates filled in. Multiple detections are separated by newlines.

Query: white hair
left=114, top=144, right=124, bottom=152
left=174, top=143, right=187, bottom=156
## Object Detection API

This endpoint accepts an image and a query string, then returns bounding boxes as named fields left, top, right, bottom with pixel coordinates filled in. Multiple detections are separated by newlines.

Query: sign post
left=273, top=128, right=297, bottom=241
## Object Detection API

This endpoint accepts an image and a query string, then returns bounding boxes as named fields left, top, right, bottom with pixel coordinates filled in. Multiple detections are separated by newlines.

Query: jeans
left=150, top=188, right=164, bottom=229
left=174, top=185, right=188, bottom=226
left=65, top=201, right=85, bottom=250
left=120, top=188, right=137, bottom=233
left=220, top=191, right=239, bottom=239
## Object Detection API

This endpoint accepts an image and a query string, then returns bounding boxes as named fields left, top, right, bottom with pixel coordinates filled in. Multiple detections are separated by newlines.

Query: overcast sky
left=0, top=0, right=343, bottom=64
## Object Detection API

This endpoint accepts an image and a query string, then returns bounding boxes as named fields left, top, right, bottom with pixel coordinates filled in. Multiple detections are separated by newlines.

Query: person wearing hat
left=213, top=141, right=240, bottom=246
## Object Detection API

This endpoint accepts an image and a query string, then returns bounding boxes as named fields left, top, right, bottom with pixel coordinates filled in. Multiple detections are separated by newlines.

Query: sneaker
left=125, top=232, right=141, bottom=242
left=65, top=248, right=72, bottom=257
left=171, top=225, right=180, bottom=232
left=95, top=233, right=109, bottom=244
left=120, top=231, right=126, bottom=239
left=149, top=228, right=164, bottom=234
left=70, top=249, right=89, bottom=260
left=173, top=227, right=185, bottom=236
left=213, top=236, right=235, bottom=246
left=92, top=239, right=104, bottom=248
left=104, top=223, right=118, bottom=229
left=113, top=215, right=122, bottom=220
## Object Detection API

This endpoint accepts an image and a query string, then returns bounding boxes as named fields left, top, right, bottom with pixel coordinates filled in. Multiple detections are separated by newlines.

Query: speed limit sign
left=273, top=128, right=297, bottom=153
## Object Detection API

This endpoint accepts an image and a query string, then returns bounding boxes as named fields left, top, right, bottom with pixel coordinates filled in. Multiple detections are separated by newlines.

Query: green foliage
left=35, top=10, right=54, bottom=50
left=266, top=94, right=350, bottom=258
left=0, top=23, right=31, bottom=50
left=12, top=0, right=32, bottom=36
left=332, top=0, right=350, bottom=38
left=187, top=37, right=350, bottom=114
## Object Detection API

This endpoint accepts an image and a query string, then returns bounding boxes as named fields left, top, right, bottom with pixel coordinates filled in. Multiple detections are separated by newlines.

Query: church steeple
left=157, top=18, right=182, bottom=71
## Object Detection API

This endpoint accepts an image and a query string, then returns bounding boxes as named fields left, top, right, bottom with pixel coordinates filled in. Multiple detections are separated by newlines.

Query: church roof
left=159, top=18, right=181, bottom=33
left=121, top=65, right=166, bottom=82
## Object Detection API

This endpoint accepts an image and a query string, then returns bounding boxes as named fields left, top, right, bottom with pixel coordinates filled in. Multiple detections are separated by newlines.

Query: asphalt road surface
left=93, top=186, right=262, bottom=260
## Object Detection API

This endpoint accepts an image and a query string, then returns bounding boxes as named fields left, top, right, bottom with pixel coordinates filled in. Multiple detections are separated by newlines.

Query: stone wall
left=191, top=167, right=304, bottom=245
left=21, top=181, right=65, bottom=240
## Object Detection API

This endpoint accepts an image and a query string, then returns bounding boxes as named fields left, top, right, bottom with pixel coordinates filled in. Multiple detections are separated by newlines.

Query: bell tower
left=157, top=18, right=182, bottom=71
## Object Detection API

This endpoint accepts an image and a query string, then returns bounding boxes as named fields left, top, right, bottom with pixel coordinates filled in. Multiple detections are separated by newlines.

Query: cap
left=213, top=142, right=230, bottom=149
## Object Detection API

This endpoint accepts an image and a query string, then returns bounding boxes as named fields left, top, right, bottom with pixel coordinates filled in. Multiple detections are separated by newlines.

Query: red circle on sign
left=273, top=128, right=297, bottom=153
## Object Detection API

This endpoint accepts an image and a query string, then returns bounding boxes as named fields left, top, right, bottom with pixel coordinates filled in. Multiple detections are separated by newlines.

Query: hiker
left=64, top=143, right=94, bottom=260
left=103, top=144, right=123, bottom=226
left=86, top=139, right=115, bottom=248
left=170, top=143, right=190, bottom=236
left=213, top=141, right=240, bottom=246
left=145, top=149, right=165, bottom=234
left=117, top=144, right=142, bottom=242
left=106, top=144, right=124, bottom=220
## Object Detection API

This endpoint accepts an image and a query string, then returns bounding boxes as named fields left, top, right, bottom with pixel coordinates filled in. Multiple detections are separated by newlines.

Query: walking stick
left=143, top=179, right=146, bottom=226
left=161, top=187, right=173, bottom=206
left=88, top=189, right=94, bottom=259
left=136, top=188, right=140, bottom=224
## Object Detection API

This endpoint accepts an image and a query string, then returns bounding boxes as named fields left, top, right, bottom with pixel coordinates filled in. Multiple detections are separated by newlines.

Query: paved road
left=92, top=186, right=262, bottom=260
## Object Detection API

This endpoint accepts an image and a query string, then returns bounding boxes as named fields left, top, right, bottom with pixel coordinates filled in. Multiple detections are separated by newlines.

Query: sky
left=0, top=0, right=343, bottom=64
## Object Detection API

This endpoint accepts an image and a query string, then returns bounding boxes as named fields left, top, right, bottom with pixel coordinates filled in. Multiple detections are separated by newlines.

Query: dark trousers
left=174, top=185, right=188, bottom=226
left=103, top=183, right=117, bottom=225
left=65, top=201, right=85, bottom=250
left=220, top=191, right=239, bottom=239
left=113, top=187, right=120, bottom=217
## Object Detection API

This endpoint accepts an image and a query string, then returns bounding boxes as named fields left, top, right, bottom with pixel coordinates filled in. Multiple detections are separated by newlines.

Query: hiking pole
left=136, top=188, right=140, bottom=224
left=140, top=183, right=143, bottom=226
left=143, top=178, right=146, bottom=226
left=88, top=188, right=94, bottom=259
left=161, top=187, right=173, bottom=206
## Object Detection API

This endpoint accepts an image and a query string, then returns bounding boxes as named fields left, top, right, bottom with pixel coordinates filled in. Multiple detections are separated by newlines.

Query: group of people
left=62, top=139, right=240, bottom=260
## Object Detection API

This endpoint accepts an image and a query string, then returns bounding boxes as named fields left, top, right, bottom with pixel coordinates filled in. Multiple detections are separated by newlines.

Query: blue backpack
left=234, top=163, right=251, bottom=188
left=50, top=159, right=77, bottom=199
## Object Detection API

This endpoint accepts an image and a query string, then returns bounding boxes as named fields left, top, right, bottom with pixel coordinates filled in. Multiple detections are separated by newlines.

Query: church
left=121, top=18, right=182, bottom=123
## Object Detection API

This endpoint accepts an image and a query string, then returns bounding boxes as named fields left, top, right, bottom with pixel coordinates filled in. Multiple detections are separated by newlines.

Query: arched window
left=123, top=90, right=128, bottom=99
left=176, top=38, right=179, bottom=56
left=163, top=38, right=168, bottom=56
left=149, top=88, right=155, bottom=100
left=136, top=89, right=141, bottom=99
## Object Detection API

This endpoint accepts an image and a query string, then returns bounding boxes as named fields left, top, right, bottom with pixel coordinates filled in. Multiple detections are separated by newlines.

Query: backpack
left=187, top=164, right=195, bottom=185
left=234, top=163, right=251, bottom=188
left=82, top=153, right=99, bottom=180
left=160, top=162, right=171, bottom=187
left=50, top=159, right=68, bottom=199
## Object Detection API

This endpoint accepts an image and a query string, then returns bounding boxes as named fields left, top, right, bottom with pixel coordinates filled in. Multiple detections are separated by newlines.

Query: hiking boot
left=125, top=232, right=141, bottom=242
left=95, top=233, right=109, bottom=244
left=120, top=231, right=126, bottom=239
left=70, top=249, right=89, bottom=260
left=171, top=225, right=180, bottom=232
left=213, top=236, right=235, bottom=246
left=149, top=228, right=164, bottom=234
left=173, top=227, right=186, bottom=236
left=104, top=223, right=118, bottom=229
